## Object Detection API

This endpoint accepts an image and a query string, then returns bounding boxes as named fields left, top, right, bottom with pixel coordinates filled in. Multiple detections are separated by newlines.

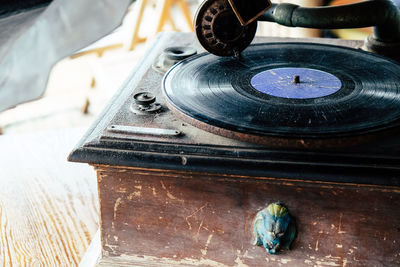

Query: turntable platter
left=162, top=43, right=400, bottom=146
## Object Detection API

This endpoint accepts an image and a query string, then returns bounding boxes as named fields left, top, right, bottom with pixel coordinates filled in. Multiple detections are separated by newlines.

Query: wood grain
left=95, top=166, right=400, bottom=266
left=0, top=128, right=98, bottom=266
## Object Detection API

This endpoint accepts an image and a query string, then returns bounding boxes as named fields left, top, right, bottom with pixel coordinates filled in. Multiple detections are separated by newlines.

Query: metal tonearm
left=195, top=0, right=400, bottom=60
left=259, top=0, right=400, bottom=60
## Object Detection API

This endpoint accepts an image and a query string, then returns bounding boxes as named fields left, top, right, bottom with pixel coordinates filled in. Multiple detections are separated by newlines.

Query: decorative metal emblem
left=253, top=202, right=296, bottom=254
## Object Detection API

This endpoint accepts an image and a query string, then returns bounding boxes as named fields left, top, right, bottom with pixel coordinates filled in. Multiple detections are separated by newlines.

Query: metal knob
left=131, top=92, right=161, bottom=114
left=153, top=46, right=197, bottom=73
left=134, top=92, right=156, bottom=105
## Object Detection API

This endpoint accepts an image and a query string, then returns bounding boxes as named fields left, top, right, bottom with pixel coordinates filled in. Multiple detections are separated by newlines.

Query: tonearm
left=195, top=0, right=400, bottom=61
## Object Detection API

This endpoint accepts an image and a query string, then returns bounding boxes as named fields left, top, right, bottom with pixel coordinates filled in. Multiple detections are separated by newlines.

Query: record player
left=70, top=0, right=400, bottom=266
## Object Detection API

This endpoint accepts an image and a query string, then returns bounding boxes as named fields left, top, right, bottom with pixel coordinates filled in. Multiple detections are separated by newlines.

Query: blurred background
left=0, top=0, right=376, bottom=135
left=0, top=1, right=395, bottom=266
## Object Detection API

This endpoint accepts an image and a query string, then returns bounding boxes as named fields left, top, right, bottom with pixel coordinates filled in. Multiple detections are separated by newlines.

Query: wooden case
left=69, top=33, right=400, bottom=266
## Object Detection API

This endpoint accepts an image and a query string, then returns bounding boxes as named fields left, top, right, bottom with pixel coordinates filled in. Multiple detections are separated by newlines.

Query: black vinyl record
left=162, top=43, right=400, bottom=140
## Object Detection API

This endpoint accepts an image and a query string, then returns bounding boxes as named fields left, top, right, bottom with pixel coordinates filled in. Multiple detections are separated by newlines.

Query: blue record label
left=250, top=67, right=342, bottom=99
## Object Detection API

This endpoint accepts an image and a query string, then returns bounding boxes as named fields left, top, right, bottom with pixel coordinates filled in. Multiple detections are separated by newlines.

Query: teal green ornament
left=253, top=202, right=296, bottom=254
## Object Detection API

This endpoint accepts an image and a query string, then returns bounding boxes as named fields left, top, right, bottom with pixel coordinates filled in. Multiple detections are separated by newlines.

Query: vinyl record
left=162, top=43, right=400, bottom=144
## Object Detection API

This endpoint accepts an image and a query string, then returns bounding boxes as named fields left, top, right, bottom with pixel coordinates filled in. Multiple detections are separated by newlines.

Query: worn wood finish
left=0, top=129, right=99, bottom=266
left=95, top=165, right=400, bottom=266
left=69, top=34, right=400, bottom=266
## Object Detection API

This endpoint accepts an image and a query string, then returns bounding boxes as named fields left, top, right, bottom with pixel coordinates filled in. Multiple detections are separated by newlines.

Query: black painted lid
left=69, top=33, right=400, bottom=186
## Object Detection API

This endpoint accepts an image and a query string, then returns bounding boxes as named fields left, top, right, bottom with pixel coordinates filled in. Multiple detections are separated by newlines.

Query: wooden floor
left=0, top=128, right=98, bottom=266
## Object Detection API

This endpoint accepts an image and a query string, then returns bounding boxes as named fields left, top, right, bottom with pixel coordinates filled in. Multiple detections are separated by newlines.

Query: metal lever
left=107, top=125, right=181, bottom=137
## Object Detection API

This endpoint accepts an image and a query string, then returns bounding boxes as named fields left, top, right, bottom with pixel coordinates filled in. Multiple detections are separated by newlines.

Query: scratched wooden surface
left=96, top=166, right=400, bottom=266
left=0, top=128, right=99, bottom=266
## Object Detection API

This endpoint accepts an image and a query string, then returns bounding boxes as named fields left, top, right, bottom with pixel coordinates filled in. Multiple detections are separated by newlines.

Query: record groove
left=162, top=43, right=400, bottom=142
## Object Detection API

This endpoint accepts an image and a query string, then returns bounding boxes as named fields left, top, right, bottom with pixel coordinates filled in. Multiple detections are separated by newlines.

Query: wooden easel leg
left=176, top=0, right=194, bottom=31
left=166, top=7, right=178, bottom=31
left=129, top=0, right=148, bottom=51
left=155, top=0, right=171, bottom=33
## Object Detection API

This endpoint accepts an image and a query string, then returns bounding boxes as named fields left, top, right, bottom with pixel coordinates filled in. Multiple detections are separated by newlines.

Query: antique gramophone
left=70, top=0, right=400, bottom=266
